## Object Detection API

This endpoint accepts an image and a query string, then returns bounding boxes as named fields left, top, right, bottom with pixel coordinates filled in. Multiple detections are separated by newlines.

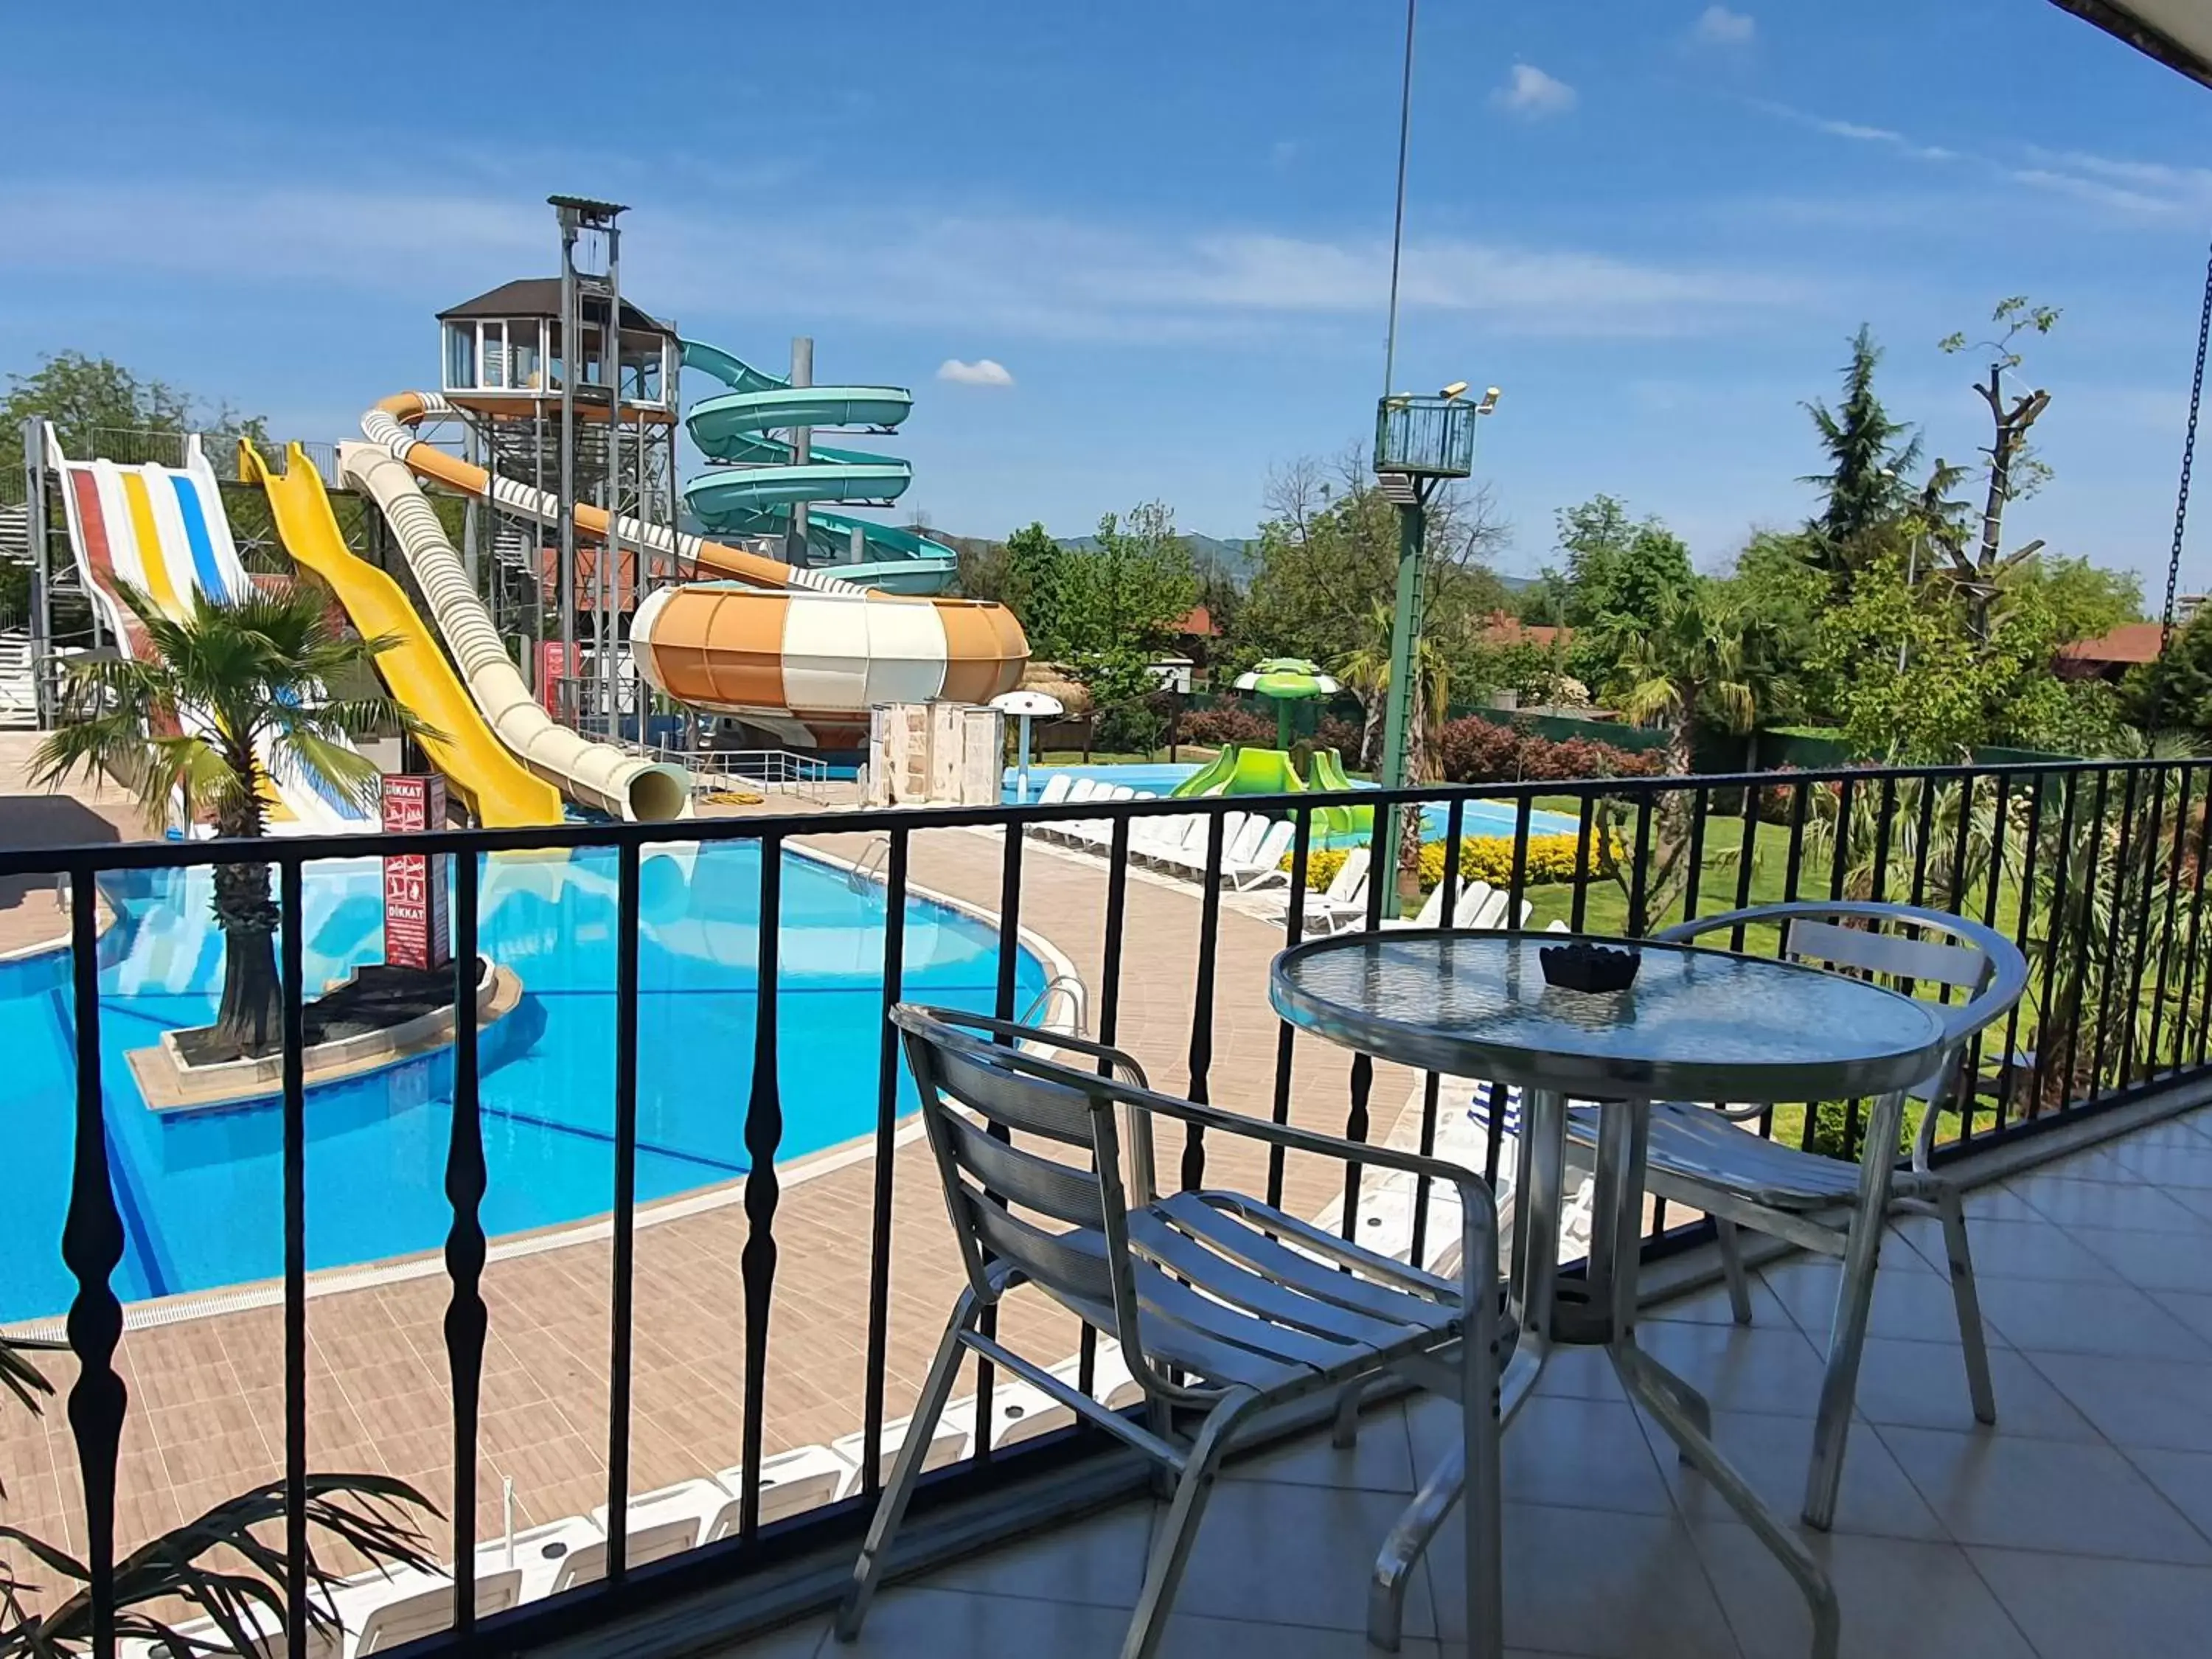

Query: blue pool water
left=1004, top=763, right=1580, bottom=843
left=0, top=846, right=1040, bottom=1321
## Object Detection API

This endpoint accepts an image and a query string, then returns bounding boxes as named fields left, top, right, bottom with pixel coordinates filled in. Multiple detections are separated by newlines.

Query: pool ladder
left=1020, top=973, right=1088, bottom=1037
left=848, top=836, right=891, bottom=893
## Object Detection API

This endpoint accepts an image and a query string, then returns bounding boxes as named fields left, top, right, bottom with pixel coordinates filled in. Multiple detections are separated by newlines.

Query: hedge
left=1435, top=716, right=1665, bottom=785
left=1287, top=832, right=1599, bottom=894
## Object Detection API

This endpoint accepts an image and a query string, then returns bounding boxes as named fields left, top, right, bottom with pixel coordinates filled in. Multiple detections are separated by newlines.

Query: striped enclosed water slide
left=361, top=394, right=1028, bottom=751
left=42, top=427, right=376, bottom=835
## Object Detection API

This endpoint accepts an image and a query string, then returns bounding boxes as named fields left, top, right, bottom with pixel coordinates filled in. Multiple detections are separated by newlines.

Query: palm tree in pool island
left=34, top=582, right=427, bottom=1056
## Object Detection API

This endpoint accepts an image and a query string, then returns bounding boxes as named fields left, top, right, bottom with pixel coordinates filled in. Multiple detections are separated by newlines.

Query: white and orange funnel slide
left=362, top=394, right=1027, bottom=745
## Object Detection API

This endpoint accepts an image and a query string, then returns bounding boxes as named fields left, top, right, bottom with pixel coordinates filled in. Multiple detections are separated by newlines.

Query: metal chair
left=836, top=1005, right=1506, bottom=1659
left=1563, top=900, right=2028, bottom=1531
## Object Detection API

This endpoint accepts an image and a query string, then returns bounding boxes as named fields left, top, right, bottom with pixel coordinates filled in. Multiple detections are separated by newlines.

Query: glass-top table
left=1271, top=930, right=1950, bottom=1659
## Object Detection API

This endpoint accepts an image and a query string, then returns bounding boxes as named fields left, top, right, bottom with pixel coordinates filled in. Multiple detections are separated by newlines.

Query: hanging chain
left=2160, top=234, right=2212, bottom=649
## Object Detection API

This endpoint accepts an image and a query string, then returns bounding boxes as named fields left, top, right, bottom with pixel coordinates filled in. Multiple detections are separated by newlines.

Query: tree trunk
left=210, top=766, right=281, bottom=1057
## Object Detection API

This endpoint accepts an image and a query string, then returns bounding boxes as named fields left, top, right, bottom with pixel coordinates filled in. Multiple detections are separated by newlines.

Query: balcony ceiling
left=2051, top=0, right=2212, bottom=89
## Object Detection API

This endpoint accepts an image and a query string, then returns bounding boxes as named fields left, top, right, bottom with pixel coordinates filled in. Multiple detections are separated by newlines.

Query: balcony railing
left=0, top=755, right=2206, bottom=1656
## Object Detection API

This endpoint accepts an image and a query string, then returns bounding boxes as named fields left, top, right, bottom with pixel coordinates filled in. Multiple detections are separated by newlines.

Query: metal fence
left=0, top=755, right=2205, bottom=1656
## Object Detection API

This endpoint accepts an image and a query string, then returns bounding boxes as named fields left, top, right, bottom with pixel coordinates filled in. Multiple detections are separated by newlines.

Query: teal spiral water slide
left=680, top=340, right=957, bottom=594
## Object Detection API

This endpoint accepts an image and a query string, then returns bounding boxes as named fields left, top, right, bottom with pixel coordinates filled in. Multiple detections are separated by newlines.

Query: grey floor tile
left=1157, top=1610, right=1443, bottom=1658
left=2008, top=1172, right=2212, bottom=1234
left=2150, top=1287, right=2212, bottom=1347
left=2164, top=1183, right=2212, bottom=1225
left=1644, top=1273, right=1792, bottom=1327
left=927, top=1498, right=1153, bottom=1608
left=1166, top=1475, right=1439, bottom=1638
left=828, top=1585, right=1130, bottom=1656
left=1958, top=1183, right=2052, bottom=1223
left=1761, top=1257, right=1996, bottom=1349
left=1629, top=1320, right=1831, bottom=1418
left=1893, top=1214, right=2121, bottom=1284
left=1972, top=1273, right=2212, bottom=1360
left=1425, top=1500, right=1742, bottom=1658
left=1226, top=1403, right=1417, bottom=1494
left=2024, top=1143, right=2144, bottom=1185
left=1408, top=1392, right=1672, bottom=1516
left=2111, top=1136, right=2212, bottom=1189
left=2025, top=1349, right=2212, bottom=1454
left=1638, top=1405, right=1945, bottom=1541
left=1847, top=1337, right=2098, bottom=1442
left=1688, top=1521, right=2037, bottom=1659
left=1526, top=1340, right=1628, bottom=1404
left=1966, top=1546, right=2212, bottom=1659
left=1877, top=1425, right=2212, bottom=1564
left=2069, top=1223, right=2212, bottom=1293
left=2121, top=1445, right=2212, bottom=1543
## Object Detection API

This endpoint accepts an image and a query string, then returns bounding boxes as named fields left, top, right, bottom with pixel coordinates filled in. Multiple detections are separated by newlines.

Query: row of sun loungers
left=141, top=1346, right=1150, bottom=1658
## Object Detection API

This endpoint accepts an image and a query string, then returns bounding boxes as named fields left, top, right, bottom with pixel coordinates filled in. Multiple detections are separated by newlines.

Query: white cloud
left=1491, top=64, right=1576, bottom=120
left=1693, top=7, right=1755, bottom=46
left=1749, top=100, right=1958, bottom=162
left=936, top=358, right=1015, bottom=386
left=0, top=178, right=1809, bottom=343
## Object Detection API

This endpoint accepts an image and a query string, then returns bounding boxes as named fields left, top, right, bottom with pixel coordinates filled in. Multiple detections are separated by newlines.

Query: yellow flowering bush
left=1284, top=833, right=1598, bottom=892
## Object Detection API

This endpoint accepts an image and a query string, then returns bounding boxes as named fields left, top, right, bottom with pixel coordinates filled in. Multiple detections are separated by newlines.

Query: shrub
left=1177, top=703, right=1276, bottom=748
left=1284, top=832, right=1598, bottom=892
left=1315, top=715, right=1366, bottom=762
left=1433, top=716, right=1664, bottom=785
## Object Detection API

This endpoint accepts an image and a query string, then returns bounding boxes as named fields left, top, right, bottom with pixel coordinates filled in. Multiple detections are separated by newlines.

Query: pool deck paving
left=3, top=808, right=1433, bottom=1589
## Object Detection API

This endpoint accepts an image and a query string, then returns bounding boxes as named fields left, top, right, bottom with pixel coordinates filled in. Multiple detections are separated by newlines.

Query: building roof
left=2057, top=622, right=2166, bottom=666
left=437, top=278, right=672, bottom=335
left=1482, top=613, right=1571, bottom=649
left=1175, top=605, right=1220, bottom=637
left=2050, top=1, right=2212, bottom=91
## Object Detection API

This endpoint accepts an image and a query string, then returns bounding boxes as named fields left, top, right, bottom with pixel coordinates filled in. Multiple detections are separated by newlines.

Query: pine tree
left=1802, top=324, right=1921, bottom=566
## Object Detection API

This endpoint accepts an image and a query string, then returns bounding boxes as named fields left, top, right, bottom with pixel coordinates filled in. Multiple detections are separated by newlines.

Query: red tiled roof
left=1175, top=605, right=1219, bottom=636
left=2056, top=622, right=2164, bottom=666
left=1483, top=613, right=1570, bottom=648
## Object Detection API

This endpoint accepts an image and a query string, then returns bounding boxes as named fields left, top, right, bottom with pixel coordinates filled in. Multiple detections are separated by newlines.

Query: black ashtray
left=1539, top=940, right=1641, bottom=992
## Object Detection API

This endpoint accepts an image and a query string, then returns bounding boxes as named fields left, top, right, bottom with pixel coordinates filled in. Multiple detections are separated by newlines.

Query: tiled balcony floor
left=705, top=1102, right=2212, bottom=1658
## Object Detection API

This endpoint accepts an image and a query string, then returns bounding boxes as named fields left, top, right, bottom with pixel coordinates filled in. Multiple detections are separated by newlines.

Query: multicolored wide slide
left=41, top=426, right=377, bottom=835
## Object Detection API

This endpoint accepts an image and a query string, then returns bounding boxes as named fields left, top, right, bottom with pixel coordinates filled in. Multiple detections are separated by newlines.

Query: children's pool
left=1004, top=762, right=1581, bottom=843
left=0, top=844, right=1040, bottom=1321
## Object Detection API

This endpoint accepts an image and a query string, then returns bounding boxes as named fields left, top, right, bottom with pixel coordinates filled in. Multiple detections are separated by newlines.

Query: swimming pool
left=1004, top=762, right=1581, bottom=843
left=0, top=845, right=1041, bottom=1321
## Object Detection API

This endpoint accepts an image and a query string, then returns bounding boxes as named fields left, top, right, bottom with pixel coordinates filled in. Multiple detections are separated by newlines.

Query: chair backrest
left=1065, top=778, right=1100, bottom=806
left=1409, top=880, right=1449, bottom=927
left=1245, top=818, right=1296, bottom=871
left=1653, top=900, right=2028, bottom=1091
left=1109, top=785, right=1138, bottom=801
left=1325, top=844, right=1371, bottom=905
left=1225, top=813, right=1267, bottom=866
left=549, top=1518, right=700, bottom=1594
left=1035, top=773, right=1074, bottom=807
left=354, top=1572, right=523, bottom=1655
left=893, top=1004, right=1160, bottom=1377
left=1454, top=880, right=1499, bottom=928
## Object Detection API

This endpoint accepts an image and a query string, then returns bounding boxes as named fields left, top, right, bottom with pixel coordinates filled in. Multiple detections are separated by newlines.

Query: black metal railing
left=1, top=754, right=2208, bottom=1655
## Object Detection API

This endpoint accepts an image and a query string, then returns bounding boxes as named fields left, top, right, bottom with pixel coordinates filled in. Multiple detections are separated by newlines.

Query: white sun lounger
left=831, top=1411, right=975, bottom=1499
left=705, top=1443, right=855, bottom=1540
left=1222, top=818, right=1297, bottom=890
left=549, top=1514, right=702, bottom=1593
left=1266, top=843, right=1370, bottom=933
left=349, top=1568, right=524, bottom=1654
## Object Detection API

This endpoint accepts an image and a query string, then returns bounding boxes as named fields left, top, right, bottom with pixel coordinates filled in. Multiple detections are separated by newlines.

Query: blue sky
left=7, top=2, right=2212, bottom=591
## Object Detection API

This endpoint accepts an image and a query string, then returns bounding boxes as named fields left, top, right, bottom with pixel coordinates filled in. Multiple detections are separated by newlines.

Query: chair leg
left=1933, top=1184, right=1998, bottom=1426
left=835, top=1293, right=975, bottom=1642
left=1121, top=1390, right=1257, bottom=1659
left=1332, top=1379, right=1365, bottom=1449
left=1715, top=1217, right=1755, bottom=1326
left=1802, top=1091, right=1903, bottom=1531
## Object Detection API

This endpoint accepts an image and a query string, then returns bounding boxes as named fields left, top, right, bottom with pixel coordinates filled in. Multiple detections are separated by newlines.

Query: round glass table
left=1270, top=930, right=1951, bottom=1659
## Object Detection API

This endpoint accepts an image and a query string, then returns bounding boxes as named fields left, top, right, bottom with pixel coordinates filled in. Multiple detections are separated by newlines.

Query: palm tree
left=1335, top=600, right=1452, bottom=777
left=33, top=582, right=424, bottom=1056
left=1588, top=588, right=1770, bottom=922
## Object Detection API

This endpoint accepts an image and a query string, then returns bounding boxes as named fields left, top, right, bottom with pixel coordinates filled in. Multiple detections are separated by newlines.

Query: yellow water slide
left=241, top=443, right=565, bottom=828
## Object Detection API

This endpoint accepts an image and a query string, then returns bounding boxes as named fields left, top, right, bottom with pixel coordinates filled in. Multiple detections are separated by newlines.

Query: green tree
left=1591, top=584, right=1766, bottom=780
left=1048, top=502, right=1198, bottom=668
left=1801, top=324, right=1921, bottom=563
left=2129, top=614, right=2212, bottom=738
left=999, top=521, right=1063, bottom=649
left=1712, top=529, right=1827, bottom=723
left=1546, top=495, right=1696, bottom=628
left=1231, top=450, right=1508, bottom=706
left=32, top=585, right=423, bottom=1055
left=1, top=350, right=268, bottom=457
